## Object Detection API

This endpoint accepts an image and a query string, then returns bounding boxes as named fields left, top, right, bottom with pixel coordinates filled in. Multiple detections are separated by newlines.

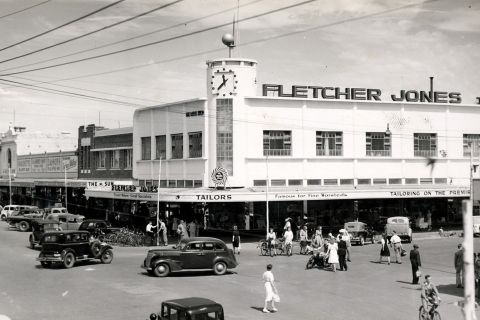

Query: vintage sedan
left=37, top=230, right=113, bottom=268
left=344, top=221, right=376, bottom=245
left=148, top=297, right=224, bottom=320
left=142, top=237, right=238, bottom=277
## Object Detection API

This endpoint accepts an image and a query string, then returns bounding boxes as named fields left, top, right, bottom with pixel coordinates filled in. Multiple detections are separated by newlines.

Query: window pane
left=171, top=134, right=183, bottom=159
left=217, top=99, right=233, bottom=174
left=263, top=130, right=292, bottom=156
left=141, top=137, right=151, bottom=160
left=316, top=131, right=343, bottom=156
left=155, top=135, right=166, bottom=160
left=189, top=132, right=202, bottom=158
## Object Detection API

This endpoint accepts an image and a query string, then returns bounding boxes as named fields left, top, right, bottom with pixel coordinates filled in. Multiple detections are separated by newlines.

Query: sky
left=0, top=0, right=478, bottom=134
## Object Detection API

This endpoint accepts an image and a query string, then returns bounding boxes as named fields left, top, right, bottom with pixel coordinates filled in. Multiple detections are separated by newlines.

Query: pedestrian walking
left=379, top=237, right=391, bottom=265
left=175, top=219, right=188, bottom=246
left=158, top=218, right=168, bottom=246
left=266, top=228, right=277, bottom=256
left=299, top=225, right=308, bottom=255
left=454, top=244, right=464, bottom=288
left=187, top=220, right=197, bottom=238
left=327, top=238, right=339, bottom=272
left=283, top=217, right=291, bottom=231
left=232, top=225, right=241, bottom=254
left=390, top=231, right=403, bottom=264
left=262, top=264, right=279, bottom=313
left=338, top=237, right=348, bottom=271
left=145, top=221, right=156, bottom=246
left=410, top=244, right=422, bottom=284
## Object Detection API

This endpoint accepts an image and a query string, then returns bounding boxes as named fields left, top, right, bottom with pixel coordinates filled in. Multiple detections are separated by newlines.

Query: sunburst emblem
left=211, top=167, right=228, bottom=187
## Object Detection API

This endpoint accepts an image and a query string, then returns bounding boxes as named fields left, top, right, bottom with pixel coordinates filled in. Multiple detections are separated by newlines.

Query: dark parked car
left=142, top=237, right=238, bottom=277
left=344, top=221, right=376, bottom=245
left=148, top=297, right=224, bottom=320
left=78, top=219, right=120, bottom=240
left=37, top=230, right=113, bottom=268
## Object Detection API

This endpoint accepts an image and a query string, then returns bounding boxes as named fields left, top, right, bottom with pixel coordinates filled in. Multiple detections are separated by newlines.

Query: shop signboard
left=85, top=187, right=470, bottom=203
left=86, top=180, right=133, bottom=191
left=17, top=154, right=77, bottom=174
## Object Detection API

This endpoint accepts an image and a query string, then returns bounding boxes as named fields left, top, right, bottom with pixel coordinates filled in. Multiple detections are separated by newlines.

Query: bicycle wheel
left=260, top=242, right=268, bottom=256
left=432, top=311, right=441, bottom=320
left=418, top=306, right=426, bottom=320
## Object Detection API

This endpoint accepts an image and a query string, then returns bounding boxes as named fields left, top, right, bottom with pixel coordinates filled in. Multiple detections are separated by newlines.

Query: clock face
left=211, top=68, right=237, bottom=97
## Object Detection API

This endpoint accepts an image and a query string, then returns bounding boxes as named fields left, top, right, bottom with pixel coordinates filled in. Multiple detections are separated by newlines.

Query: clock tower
left=206, top=57, right=257, bottom=188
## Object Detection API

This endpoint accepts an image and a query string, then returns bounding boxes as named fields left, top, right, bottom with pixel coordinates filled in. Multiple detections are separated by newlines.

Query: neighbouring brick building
left=78, top=124, right=133, bottom=180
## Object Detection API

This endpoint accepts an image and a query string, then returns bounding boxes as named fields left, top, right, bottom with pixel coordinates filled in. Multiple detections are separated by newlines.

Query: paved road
left=0, top=224, right=478, bottom=320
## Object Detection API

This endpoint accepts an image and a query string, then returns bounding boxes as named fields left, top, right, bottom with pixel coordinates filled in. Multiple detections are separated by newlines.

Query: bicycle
left=284, top=242, right=293, bottom=256
left=419, top=301, right=441, bottom=320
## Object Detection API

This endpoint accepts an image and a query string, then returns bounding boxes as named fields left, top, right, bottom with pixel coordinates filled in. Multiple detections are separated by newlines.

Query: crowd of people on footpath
left=145, top=217, right=200, bottom=246
left=265, top=218, right=352, bottom=272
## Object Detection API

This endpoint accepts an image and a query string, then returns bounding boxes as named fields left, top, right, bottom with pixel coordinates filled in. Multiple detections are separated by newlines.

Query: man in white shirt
left=146, top=221, right=156, bottom=246
left=158, top=218, right=168, bottom=246
left=390, top=231, right=403, bottom=264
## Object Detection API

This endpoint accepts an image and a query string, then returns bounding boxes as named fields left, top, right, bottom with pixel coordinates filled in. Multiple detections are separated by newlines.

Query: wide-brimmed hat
left=339, top=228, right=346, bottom=233
left=285, top=217, right=291, bottom=222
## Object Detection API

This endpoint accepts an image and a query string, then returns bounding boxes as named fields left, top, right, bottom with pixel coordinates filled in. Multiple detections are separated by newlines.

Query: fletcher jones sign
left=263, top=84, right=463, bottom=104
left=85, top=187, right=470, bottom=202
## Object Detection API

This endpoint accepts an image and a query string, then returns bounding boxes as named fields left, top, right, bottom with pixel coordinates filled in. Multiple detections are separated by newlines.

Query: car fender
left=61, top=248, right=76, bottom=259
left=153, top=258, right=182, bottom=271
left=212, top=256, right=231, bottom=268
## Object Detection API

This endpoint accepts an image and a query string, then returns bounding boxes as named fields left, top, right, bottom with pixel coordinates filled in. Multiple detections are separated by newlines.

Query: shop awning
left=84, top=184, right=471, bottom=202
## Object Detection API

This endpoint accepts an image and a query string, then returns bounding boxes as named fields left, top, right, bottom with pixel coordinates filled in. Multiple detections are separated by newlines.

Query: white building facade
left=124, top=57, right=478, bottom=231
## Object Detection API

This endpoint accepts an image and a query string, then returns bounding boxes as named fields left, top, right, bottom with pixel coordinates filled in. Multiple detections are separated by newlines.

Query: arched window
left=7, top=149, right=11, bottom=168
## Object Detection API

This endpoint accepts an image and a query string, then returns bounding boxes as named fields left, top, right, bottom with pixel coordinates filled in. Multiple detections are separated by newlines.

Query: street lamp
left=64, top=164, right=68, bottom=210
left=8, top=167, right=12, bottom=206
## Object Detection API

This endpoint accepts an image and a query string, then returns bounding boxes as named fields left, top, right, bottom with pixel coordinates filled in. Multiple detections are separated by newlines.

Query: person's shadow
left=250, top=307, right=265, bottom=313
left=436, top=284, right=465, bottom=298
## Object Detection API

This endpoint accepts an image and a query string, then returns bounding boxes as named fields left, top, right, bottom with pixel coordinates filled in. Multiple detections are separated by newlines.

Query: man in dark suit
left=454, top=244, right=464, bottom=288
left=410, top=244, right=422, bottom=284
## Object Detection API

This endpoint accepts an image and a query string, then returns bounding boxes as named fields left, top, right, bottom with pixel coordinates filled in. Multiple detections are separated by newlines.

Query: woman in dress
left=262, top=264, right=278, bottom=313
left=232, top=225, right=241, bottom=254
left=326, top=238, right=339, bottom=272
left=379, top=235, right=391, bottom=265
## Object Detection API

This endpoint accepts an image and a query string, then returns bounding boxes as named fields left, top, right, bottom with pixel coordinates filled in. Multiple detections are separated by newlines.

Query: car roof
left=387, top=216, right=410, bottom=222
left=184, top=237, right=225, bottom=242
left=162, top=297, right=221, bottom=310
left=43, top=230, right=90, bottom=235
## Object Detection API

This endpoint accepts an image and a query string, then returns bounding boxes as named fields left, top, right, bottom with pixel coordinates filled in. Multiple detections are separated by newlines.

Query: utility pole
left=265, top=153, right=269, bottom=234
left=462, top=142, right=476, bottom=320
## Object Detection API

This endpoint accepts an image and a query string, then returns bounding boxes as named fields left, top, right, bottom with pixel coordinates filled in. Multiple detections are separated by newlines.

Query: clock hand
left=217, top=74, right=228, bottom=90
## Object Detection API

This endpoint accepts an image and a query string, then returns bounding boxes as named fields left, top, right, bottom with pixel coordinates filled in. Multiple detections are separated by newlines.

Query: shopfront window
left=414, top=133, right=437, bottom=157
left=141, top=137, right=151, bottom=160
left=263, top=130, right=291, bottom=156
left=366, top=132, right=391, bottom=156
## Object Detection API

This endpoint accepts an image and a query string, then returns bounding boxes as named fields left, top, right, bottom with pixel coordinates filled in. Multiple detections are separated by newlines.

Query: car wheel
left=153, top=263, right=170, bottom=277
left=213, top=261, right=227, bottom=275
left=360, top=236, right=365, bottom=246
left=40, top=261, right=51, bottom=268
left=0, top=214, right=6, bottom=221
left=306, top=259, right=314, bottom=270
left=90, top=241, right=102, bottom=258
left=63, top=252, right=75, bottom=269
left=100, top=249, right=113, bottom=264
left=18, top=221, right=30, bottom=232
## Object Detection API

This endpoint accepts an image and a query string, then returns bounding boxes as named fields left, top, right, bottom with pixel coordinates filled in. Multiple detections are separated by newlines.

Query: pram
left=306, top=249, right=327, bottom=269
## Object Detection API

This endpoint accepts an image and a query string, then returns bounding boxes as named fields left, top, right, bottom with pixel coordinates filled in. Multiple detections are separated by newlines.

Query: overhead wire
left=0, top=0, right=126, bottom=53
left=0, top=0, right=435, bottom=83
left=0, top=0, right=264, bottom=73
left=0, top=0, right=185, bottom=65
left=0, top=0, right=319, bottom=76
left=0, top=0, right=51, bottom=20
